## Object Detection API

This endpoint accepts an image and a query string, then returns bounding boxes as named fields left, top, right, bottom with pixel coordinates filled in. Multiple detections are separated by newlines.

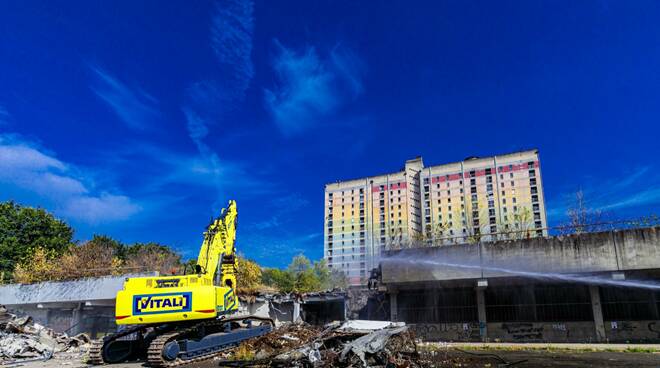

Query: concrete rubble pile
left=215, top=320, right=428, bottom=367
left=0, top=305, right=90, bottom=363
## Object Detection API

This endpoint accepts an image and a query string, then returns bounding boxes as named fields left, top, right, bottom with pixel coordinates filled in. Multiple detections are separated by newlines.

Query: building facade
left=324, top=149, right=548, bottom=285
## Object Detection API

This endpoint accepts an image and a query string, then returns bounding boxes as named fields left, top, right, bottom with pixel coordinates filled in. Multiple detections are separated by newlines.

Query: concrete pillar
left=476, top=287, right=488, bottom=342
left=650, top=291, right=659, bottom=320
left=589, top=285, right=607, bottom=342
left=292, top=301, right=301, bottom=323
left=389, top=291, right=398, bottom=322
left=528, top=285, right=538, bottom=322
left=72, top=303, right=84, bottom=336
left=432, top=288, right=439, bottom=323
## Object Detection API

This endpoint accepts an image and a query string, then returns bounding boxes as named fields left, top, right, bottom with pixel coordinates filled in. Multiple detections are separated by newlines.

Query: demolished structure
left=0, top=305, right=90, bottom=363
left=377, top=226, right=660, bottom=343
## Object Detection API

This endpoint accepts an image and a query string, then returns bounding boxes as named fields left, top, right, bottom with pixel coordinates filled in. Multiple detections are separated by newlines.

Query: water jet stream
left=382, top=256, right=660, bottom=290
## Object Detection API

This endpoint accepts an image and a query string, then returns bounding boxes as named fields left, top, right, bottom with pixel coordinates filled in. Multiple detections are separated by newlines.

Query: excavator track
left=88, top=324, right=150, bottom=365
left=146, top=316, right=274, bottom=367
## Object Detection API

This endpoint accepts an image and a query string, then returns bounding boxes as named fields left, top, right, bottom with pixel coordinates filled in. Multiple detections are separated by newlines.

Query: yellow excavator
left=89, top=200, right=273, bottom=367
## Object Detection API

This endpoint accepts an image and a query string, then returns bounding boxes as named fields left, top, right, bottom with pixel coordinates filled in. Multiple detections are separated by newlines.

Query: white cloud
left=0, top=135, right=141, bottom=224
left=264, top=41, right=365, bottom=136
left=90, top=66, right=159, bottom=130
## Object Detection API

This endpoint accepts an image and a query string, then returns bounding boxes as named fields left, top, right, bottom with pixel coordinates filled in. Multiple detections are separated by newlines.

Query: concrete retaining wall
left=382, top=227, right=660, bottom=284
left=411, top=320, right=660, bottom=343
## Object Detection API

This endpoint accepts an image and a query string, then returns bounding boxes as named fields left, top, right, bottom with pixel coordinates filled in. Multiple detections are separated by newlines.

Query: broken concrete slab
left=0, top=305, right=90, bottom=363
left=337, top=319, right=405, bottom=332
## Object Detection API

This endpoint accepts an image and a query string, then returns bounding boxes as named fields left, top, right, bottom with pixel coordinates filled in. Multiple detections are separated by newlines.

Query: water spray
left=382, top=254, right=660, bottom=290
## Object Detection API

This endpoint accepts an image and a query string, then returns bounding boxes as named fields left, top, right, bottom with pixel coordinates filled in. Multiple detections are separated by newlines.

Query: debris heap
left=0, top=305, right=90, bottom=363
left=215, top=320, right=420, bottom=367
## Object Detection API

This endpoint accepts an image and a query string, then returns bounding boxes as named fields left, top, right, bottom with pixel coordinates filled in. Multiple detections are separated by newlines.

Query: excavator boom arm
left=196, top=200, right=238, bottom=288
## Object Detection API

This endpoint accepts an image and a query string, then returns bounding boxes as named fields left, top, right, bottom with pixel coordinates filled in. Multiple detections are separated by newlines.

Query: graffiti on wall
left=412, top=322, right=480, bottom=341
left=606, top=320, right=660, bottom=342
left=501, top=323, right=544, bottom=340
left=648, top=322, right=660, bottom=338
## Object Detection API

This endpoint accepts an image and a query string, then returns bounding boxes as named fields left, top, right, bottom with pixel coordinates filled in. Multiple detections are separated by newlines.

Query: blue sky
left=1, top=1, right=660, bottom=266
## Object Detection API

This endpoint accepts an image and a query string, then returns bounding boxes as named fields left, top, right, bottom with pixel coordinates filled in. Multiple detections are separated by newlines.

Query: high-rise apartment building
left=323, top=149, right=547, bottom=285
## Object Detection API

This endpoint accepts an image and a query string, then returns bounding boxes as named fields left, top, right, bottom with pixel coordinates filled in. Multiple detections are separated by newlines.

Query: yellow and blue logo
left=133, top=292, right=192, bottom=315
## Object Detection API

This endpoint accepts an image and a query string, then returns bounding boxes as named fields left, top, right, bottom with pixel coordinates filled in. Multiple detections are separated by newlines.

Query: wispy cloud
left=90, top=66, right=159, bottom=130
left=0, top=134, right=141, bottom=224
left=547, top=166, right=660, bottom=221
left=250, top=193, right=310, bottom=230
left=181, top=0, right=255, bottom=210
left=242, top=232, right=321, bottom=266
left=0, top=105, right=10, bottom=125
left=211, top=0, right=254, bottom=99
left=123, top=139, right=270, bottom=196
left=264, top=41, right=365, bottom=136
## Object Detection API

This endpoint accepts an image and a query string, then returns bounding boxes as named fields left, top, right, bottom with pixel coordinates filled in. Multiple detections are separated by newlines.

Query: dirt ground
left=6, top=348, right=660, bottom=368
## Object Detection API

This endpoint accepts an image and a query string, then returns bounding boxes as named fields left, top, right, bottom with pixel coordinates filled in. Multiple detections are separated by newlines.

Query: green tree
left=288, top=254, right=312, bottom=273
left=0, top=201, right=73, bottom=282
left=313, top=259, right=332, bottom=289
left=236, top=256, right=262, bottom=292
left=261, top=268, right=295, bottom=293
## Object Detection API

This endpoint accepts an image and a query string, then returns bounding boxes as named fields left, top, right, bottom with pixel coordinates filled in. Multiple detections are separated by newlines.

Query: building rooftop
left=325, top=148, right=539, bottom=188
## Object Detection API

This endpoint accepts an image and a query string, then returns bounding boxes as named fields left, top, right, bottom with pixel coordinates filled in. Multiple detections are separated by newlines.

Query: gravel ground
left=5, top=347, right=660, bottom=368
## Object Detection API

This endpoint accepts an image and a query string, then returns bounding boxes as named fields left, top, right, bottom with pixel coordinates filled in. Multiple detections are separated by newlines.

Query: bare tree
left=561, top=190, right=605, bottom=234
left=497, top=207, right=536, bottom=240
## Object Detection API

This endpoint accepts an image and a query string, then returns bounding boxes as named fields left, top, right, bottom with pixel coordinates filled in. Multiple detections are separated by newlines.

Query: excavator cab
left=114, top=273, right=230, bottom=325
